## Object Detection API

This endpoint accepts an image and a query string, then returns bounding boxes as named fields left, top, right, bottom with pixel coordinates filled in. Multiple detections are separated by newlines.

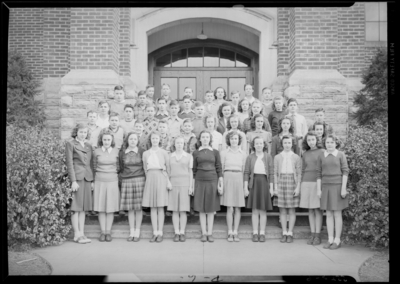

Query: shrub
left=7, top=50, right=46, bottom=128
left=7, top=125, right=72, bottom=248
left=342, top=119, right=388, bottom=248
left=351, top=48, right=388, bottom=126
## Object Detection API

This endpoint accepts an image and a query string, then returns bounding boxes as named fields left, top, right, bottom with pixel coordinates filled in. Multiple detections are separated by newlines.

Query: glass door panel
left=228, top=78, right=246, bottom=99
left=161, top=78, right=178, bottom=100
left=179, top=78, right=196, bottom=100
left=210, top=78, right=228, bottom=96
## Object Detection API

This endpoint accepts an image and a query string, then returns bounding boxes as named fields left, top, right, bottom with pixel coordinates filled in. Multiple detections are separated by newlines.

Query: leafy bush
left=342, top=119, right=388, bottom=248
left=7, top=50, right=46, bottom=128
left=7, top=125, right=72, bottom=248
left=351, top=48, right=387, bottom=126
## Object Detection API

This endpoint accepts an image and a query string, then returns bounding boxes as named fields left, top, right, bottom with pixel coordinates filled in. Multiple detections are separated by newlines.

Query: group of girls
left=65, top=83, right=349, bottom=250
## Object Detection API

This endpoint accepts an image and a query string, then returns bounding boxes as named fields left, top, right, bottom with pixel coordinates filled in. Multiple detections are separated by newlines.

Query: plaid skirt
left=120, top=176, right=146, bottom=211
left=273, top=173, right=299, bottom=208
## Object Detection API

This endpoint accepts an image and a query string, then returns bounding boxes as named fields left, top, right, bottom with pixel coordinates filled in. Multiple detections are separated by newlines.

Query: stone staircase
left=78, top=212, right=327, bottom=240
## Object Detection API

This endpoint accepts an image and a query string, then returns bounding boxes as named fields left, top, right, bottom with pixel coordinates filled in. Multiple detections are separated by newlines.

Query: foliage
left=342, top=119, right=388, bottom=248
left=7, top=50, right=46, bottom=128
left=351, top=48, right=388, bottom=126
left=7, top=125, right=72, bottom=248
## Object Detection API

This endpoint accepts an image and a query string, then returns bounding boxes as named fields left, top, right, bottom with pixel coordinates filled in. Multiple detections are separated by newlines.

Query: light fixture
left=197, top=22, right=207, bottom=40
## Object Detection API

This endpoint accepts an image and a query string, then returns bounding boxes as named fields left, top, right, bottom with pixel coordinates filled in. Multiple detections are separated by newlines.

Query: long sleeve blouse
left=316, top=150, right=349, bottom=184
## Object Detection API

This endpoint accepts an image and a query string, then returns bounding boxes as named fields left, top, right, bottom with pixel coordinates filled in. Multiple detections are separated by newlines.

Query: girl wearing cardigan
left=273, top=135, right=302, bottom=243
left=244, top=137, right=274, bottom=242
left=65, top=123, right=94, bottom=244
left=142, top=131, right=171, bottom=243
left=317, top=134, right=349, bottom=250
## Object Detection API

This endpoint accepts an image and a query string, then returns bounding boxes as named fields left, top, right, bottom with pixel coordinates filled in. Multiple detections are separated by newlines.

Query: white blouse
left=254, top=154, right=266, bottom=175
left=147, top=148, right=162, bottom=170
left=280, top=151, right=294, bottom=174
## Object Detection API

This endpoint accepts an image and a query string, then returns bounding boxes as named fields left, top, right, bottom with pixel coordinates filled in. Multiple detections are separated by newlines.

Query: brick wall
left=277, top=8, right=290, bottom=76
left=69, top=8, right=120, bottom=71
left=338, top=3, right=365, bottom=78
left=8, top=8, right=43, bottom=79
left=42, top=8, right=70, bottom=78
left=119, top=8, right=131, bottom=76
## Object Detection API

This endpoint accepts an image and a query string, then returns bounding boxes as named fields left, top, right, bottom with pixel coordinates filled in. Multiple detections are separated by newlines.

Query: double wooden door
left=154, top=68, right=253, bottom=101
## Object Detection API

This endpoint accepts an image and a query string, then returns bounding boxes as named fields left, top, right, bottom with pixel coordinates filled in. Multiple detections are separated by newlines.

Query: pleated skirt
left=120, top=176, right=146, bottom=211
left=167, top=185, right=190, bottom=212
left=93, top=180, right=120, bottom=213
left=193, top=179, right=221, bottom=213
left=70, top=179, right=92, bottom=212
left=299, top=181, right=320, bottom=209
left=246, top=174, right=273, bottom=211
left=220, top=171, right=245, bottom=207
left=320, top=183, right=349, bottom=211
left=142, top=169, right=168, bottom=208
left=273, top=173, right=299, bottom=208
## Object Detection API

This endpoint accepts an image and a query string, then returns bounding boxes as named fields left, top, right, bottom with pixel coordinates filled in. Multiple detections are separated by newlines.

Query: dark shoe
left=99, top=233, right=106, bottom=242
left=180, top=234, right=186, bottom=242
left=150, top=235, right=157, bottom=243
left=330, top=242, right=341, bottom=250
left=156, top=235, right=163, bottom=243
left=207, top=235, right=214, bottom=242
left=173, top=234, right=180, bottom=242
left=127, top=235, right=134, bottom=242
left=286, top=235, right=293, bottom=243
left=227, top=234, right=234, bottom=242
left=280, top=235, right=287, bottom=243
left=166, top=211, right=172, bottom=217
left=307, top=235, right=315, bottom=245
left=105, top=234, right=112, bottom=242
left=252, top=234, right=259, bottom=242
left=259, top=234, right=266, bottom=242
left=313, top=236, right=321, bottom=245
left=323, top=241, right=333, bottom=249
left=200, top=235, right=207, bottom=242
left=233, top=235, right=240, bottom=242
left=190, top=208, right=195, bottom=216
left=133, top=236, right=140, bottom=242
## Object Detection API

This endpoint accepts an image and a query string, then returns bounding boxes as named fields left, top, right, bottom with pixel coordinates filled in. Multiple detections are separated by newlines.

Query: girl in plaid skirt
left=273, top=135, right=302, bottom=243
left=119, top=132, right=146, bottom=242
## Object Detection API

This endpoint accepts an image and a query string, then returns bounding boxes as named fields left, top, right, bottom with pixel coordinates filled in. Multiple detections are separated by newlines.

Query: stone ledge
left=61, top=69, right=122, bottom=85
left=287, top=69, right=347, bottom=86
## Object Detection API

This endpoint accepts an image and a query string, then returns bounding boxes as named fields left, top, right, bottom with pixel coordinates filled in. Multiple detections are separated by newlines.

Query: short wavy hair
left=71, top=123, right=90, bottom=140
left=271, top=95, right=286, bottom=112
left=217, top=101, right=235, bottom=119
left=98, top=100, right=111, bottom=115
left=250, top=114, right=267, bottom=131
left=123, top=131, right=140, bottom=150
left=195, top=130, right=214, bottom=149
left=225, top=130, right=242, bottom=146
left=277, top=116, right=295, bottom=135
left=147, top=130, right=163, bottom=147
left=213, top=86, right=227, bottom=100
left=203, top=114, right=218, bottom=130
left=302, top=131, right=323, bottom=151
left=169, top=135, right=187, bottom=153
left=280, top=135, right=295, bottom=148
left=244, top=83, right=254, bottom=91
left=248, top=100, right=264, bottom=118
left=97, top=128, right=116, bottom=148
left=237, top=98, right=250, bottom=113
left=312, top=121, right=327, bottom=138
left=250, top=136, right=268, bottom=153
left=323, top=134, right=342, bottom=150
left=226, top=114, right=242, bottom=131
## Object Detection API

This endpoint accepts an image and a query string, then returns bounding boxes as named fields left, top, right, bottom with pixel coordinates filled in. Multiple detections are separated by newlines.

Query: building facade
left=8, top=4, right=387, bottom=140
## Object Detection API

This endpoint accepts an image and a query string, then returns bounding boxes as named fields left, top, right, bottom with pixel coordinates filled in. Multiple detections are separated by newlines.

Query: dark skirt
left=70, top=179, right=92, bottom=212
left=246, top=174, right=273, bottom=211
left=320, top=183, right=349, bottom=211
left=193, top=179, right=221, bottom=213
left=120, top=176, right=146, bottom=211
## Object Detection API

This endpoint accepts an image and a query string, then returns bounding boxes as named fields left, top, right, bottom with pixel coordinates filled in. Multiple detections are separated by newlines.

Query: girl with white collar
left=167, top=136, right=193, bottom=242
left=273, top=135, right=302, bottom=243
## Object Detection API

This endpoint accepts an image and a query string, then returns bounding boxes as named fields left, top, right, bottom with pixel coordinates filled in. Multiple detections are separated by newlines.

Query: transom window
left=365, top=2, right=387, bottom=42
left=156, top=47, right=251, bottom=67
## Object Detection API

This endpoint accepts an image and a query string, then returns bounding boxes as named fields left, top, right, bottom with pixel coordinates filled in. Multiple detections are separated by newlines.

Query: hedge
left=7, top=125, right=72, bottom=248
left=342, top=119, right=388, bottom=248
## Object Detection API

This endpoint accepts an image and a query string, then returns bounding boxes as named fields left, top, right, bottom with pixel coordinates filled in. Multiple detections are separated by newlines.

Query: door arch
left=148, top=39, right=259, bottom=101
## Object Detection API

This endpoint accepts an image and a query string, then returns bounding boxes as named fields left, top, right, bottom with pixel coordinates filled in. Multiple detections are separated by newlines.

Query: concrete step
left=78, top=224, right=327, bottom=240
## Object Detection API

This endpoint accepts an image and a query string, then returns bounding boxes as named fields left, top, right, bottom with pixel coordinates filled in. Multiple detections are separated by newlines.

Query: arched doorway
left=148, top=39, right=259, bottom=100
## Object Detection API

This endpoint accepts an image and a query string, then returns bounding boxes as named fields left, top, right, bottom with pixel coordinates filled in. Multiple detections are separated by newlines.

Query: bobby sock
left=175, top=229, right=180, bottom=235
left=334, top=237, right=340, bottom=245
left=328, top=236, right=334, bottom=243
left=253, top=230, right=258, bottom=235
left=282, top=231, right=288, bottom=235
left=233, top=230, right=238, bottom=235
left=228, top=230, right=233, bottom=235
left=260, top=230, right=265, bottom=236
left=153, top=230, right=157, bottom=236
left=130, top=228, right=135, bottom=237
left=158, top=231, right=163, bottom=236
left=287, top=231, right=293, bottom=236
left=180, top=229, right=185, bottom=235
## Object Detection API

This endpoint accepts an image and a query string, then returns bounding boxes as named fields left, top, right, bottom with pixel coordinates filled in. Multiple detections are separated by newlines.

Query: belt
left=224, top=170, right=242, bottom=173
